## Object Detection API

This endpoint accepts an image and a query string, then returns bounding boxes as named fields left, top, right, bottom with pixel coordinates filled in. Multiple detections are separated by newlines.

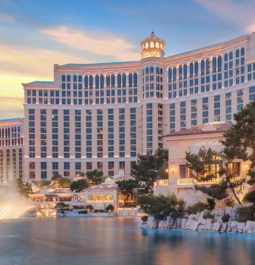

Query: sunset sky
left=0, top=0, right=255, bottom=119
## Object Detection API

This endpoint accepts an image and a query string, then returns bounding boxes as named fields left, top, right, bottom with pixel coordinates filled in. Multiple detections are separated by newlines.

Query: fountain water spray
left=0, top=178, right=33, bottom=220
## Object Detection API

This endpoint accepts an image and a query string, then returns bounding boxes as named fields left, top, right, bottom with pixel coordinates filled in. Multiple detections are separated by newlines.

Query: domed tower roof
left=140, top=32, right=166, bottom=59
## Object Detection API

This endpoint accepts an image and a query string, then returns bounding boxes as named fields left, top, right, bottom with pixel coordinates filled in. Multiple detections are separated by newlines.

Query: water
left=0, top=217, right=254, bottom=265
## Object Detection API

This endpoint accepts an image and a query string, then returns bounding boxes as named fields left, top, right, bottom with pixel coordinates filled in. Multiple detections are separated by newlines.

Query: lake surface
left=0, top=217, right=254, bottom=265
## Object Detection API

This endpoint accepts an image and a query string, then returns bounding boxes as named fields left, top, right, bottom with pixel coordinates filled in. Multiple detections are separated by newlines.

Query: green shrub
left=206, top=198, right=216, bottom=211
left=186, top=202, right=208, bottom=214
left=243, top=190, right=255, bottom=203
left=236, top=205, right=255, bottom=222
left=225, top=197, right=236, bottom=207
left=203, top=211, right=214, bottom=219
left=141, top=215, right=148, bottom=222
left=222, top=214, right=230, bottom=223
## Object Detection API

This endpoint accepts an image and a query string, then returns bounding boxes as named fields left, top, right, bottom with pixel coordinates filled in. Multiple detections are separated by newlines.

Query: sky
left=0, top=0, right=255, bottom=119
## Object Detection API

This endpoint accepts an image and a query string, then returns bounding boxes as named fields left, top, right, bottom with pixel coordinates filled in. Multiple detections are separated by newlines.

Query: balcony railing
left=154, top=179, right=169, bottom=187
left=177, top=176, right=242, bottom=186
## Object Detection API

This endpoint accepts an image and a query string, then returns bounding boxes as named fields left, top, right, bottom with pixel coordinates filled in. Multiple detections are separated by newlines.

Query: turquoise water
left=0, top=217, right=254, bottom=265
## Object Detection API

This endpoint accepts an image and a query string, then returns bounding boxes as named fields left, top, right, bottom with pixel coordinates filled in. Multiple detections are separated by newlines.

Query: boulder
left=189, top=220, right=200, bottom=231
left=212, top=222, right=221, bottom=232
left=245, top=221, right=255, bottom=234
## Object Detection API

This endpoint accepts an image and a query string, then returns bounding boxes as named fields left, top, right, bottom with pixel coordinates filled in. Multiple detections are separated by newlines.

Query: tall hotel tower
left=22, top=32, right=255, bottom=180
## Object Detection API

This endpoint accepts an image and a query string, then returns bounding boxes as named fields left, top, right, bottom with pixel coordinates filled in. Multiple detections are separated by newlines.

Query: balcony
left=154, top=179, right=169, bottom=187
left=177, top=177, right=242, bottom=187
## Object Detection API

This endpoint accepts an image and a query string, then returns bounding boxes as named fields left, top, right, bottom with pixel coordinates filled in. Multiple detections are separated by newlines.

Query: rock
left=237, top=222, right=246, bottom=233
left=212, top=222, right=221, bottom=232
left=189, top=220, right=199, bottom=231
left=246, top=221, right=255, bottom=234
left=221, top=223, right=228, bottom=232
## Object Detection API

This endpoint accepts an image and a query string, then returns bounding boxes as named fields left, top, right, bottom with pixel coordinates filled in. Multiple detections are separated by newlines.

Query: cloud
left=194, top=0, right=255, bottom=33
left=0, top=96, right=23, bottom=119
left=0, top=12, right=15, bottom=23
left=0, top=43, right=90, bottom=78
left=41, top=26, right=139, bottom=60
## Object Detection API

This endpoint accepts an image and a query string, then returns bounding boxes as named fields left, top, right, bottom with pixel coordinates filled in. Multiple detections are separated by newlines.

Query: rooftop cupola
left=140, top=31, right=166, bottom=59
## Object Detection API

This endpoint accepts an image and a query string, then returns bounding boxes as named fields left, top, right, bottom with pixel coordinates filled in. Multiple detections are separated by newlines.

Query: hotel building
left=22, top=32, right=255, bottom=180
left=0, top=118, right=24, bottom=184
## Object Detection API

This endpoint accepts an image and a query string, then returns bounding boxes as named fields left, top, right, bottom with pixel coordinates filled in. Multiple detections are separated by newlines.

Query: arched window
left=73, top=75, right=77, bottom=82
left=189, top=63, right=194, bottom=78
left=100, top=75, right=104, bottom=89
left=84, top=76, right=88, bottom=89
left=217, top=56, right=222, bottom=72
left=95, top=75, right=99, bottom=89
left=106, top=75, right=110, bottom=88
left=241, top=47, right=245, bottom=56
left=128, top=73, right=132, bottom=87
left=236, top=49, right=240, bottom=58
left=224, top=53, right=228, bottom=62
left=133, top=73, right=138, bottom=87
left=111, top=74, right=115, bottom=88
left=78, top=75, right=82, bottom=82
left=67, top=75, right=71, bottom=82
left=117, top=74, right=121, bottom=88
left=229, top=51, right=233, bottom=60
left=206, top=59, right=210, bottom=74
left=194, top=62, right=199, bottom=76
left=201, top=60, right=205, bottom=75
left=183, top=64, right=187, bottom=79
left=89, top=75, right=93, bottom=89
left=122, top=73, right=126, bottom=88
left=212, top=57, right=217, bottom=73
left=173, top=67, right=177, bottom=82
left=178, top=65, right=182, bottom=80
left=168, top=68, right=172, bottom=82
left=61, top=75, right=66, bottom=82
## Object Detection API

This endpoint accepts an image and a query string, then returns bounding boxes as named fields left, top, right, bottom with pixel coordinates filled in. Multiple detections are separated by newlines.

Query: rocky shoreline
left=143, top=206, right=255, bottom=234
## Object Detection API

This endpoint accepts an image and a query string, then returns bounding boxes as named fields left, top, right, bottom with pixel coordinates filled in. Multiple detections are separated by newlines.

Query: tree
left=16, top=179, right=32, bottom=197
left=86, top=204, right=94, bottom=212
left=59, top=178, right=71, bottom=188
left=86, top=170, right=104, bottom=185
left=137, top=194, right=185, bottom=223
left=186, top=147, right=244, bottom=204
left=105, top=204, right=114, bottom=212
left=222, top=101, right=255, bottom=185
left=116, top=179, right=137, bottom=205
left=131, top=148, right=168, bottom=194
left=51, top=173, right=62, bottom=181
left=70, top=179, right=89, bottom=192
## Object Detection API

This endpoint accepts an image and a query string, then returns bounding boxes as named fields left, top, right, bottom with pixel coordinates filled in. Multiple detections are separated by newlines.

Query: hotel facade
left=0, top=118, right=23, bottom=184
left=20, top=32, right=255, bottom=180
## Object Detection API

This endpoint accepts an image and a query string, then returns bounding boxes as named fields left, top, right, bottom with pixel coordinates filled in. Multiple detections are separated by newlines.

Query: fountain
left=0, top=179, right=34, bottom=220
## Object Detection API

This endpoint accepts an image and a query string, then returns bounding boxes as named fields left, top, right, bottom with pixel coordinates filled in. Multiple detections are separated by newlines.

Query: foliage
left=186, top=146, right=244, bottom=204
left=243, top=190, right=255, bottom=203
left=236, top=205, right=255, bottom=222
left=51, top=173, right=62, bottom=181
left=123, top=202, right=137, bottom=208
left=203, top=211, right=214, bottom=219
left=158, top=164, right=169, bottom=179
left=224, top=197, right=236, bottom=207
left=105, top=204, right=114, bottom=212
left=16, top=179, right=32, bottom=197
left=33, top=180, right=51, bottom=188
left=222, top=101, right=255, bottom=185
left=131, top=148, right=168, bottom=194
left=141, top=215, right=148, bottom=223
left=85, top=204, right=94, bottom=212
left=137, top=194, right=185, bottom=221
left=70, top=179, right=89, bottom=192
left=206, top=198, right=216, bottom=211
left=86, top=170, right=104, bottom=185
left=186, top=202, right=208, bottom=214
left=59, top=178, right=71, bottom=188
left=116, top=179, right=137, bottom=205
left=222, top=213, right=230, bottom=223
